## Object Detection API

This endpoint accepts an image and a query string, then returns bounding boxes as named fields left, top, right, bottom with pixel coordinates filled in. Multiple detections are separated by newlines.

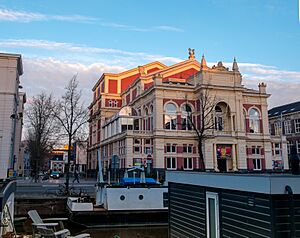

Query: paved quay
left=16, top=177, right=97, bottom=198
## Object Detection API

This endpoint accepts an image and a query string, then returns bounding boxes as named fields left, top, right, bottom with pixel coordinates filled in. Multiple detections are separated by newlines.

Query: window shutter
left=261, top=159, right=266, bottom=170
left=247, top=159, right=254, bottom=170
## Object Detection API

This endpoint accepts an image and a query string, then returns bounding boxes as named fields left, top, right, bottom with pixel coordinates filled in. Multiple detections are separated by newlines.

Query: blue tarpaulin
left=120, top=177, right=158, bottom=185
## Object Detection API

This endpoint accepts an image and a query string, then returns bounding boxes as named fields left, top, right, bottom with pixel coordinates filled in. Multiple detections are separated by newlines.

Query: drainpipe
left=285, top=185, right=295, bottom=238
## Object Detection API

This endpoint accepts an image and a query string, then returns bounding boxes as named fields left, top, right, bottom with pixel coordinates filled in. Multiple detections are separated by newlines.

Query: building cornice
left=0, top=53, right=23, bottom=75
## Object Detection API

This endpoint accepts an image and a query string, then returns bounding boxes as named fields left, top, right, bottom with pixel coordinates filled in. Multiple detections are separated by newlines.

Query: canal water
left=17, top=220, right=167, bottom=238
left=81, top=226, right=168, bottom=238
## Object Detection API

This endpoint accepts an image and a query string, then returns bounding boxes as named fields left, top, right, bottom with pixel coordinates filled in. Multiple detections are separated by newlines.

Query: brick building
left=269, top=101, right=300, bottom=163
left=88, top=50, right=287, bottom=176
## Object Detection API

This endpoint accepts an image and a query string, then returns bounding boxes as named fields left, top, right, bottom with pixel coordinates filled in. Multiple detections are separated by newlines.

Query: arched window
left=215, top=106, right=223, bottom=131
left=249, top=108, right=260, bottom=133
left=182, top=104, right=192, bottom=130
left=165, top=103, right=177, bottom=130
left=145, top=108, right=149, bottom=131
left=243, top=109, right=247, bottom=132
left=132, top=108, right=139, bottom=131
left=150, top=105, right=153, bottom=130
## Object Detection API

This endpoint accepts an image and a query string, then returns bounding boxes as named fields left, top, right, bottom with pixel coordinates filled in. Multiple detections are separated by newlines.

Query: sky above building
left=0, top=0, right=299, bottom=108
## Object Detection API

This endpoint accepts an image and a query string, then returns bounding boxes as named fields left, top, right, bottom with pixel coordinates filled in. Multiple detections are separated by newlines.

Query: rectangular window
left=165, top=115, right=177, bottom=130
left=274, top=122, right=281, bottom=135
left=183, top=158, right=193, bottom=170
left=274, top=143, right=281, bottom=155
left=121, top=125, right=127, bottom=132
left=144, top=146, right=152, bottom=154
left=295, top=119, right=300, bottom=133
left=215, top=117, right=223, bottom=131
left=166, top=157, right=176, bottom=169
left=253, top=159, right=262, bottom=170
left=163, top=192, right=168, bottom=207
left=284, top=120, right=292, bottom=134
left=206, top=192, right=220, bottom=238
left=251, top=146, right=260, bottom=155
left=297, top=141, right=300, bottom=154
left=134, top=146, right=141, bottom=153
left=133, top=158, right=142, bottom=167
left=166, top=144, right=176, bottom=153
left=183, top=145, right=193, bottom=153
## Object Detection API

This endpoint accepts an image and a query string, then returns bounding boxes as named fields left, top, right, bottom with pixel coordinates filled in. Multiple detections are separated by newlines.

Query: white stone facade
left=0, top=53, right=24, bottom=178
left=88, top=52, right=288, bottom=175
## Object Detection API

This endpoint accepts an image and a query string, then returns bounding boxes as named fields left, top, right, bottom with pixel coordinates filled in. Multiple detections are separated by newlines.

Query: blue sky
left=0, top=0, right=299, bottom=107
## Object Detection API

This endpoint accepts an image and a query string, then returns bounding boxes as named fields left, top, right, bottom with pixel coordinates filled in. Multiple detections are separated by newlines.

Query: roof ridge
left=269, top=100, right=300, bottom=111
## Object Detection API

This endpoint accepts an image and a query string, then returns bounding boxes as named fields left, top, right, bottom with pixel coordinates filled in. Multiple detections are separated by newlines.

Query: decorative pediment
left=212, top=61, right=229, bottom=71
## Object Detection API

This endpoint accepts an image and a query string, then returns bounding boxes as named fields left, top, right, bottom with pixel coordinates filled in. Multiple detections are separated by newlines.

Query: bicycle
left=56, top=183, right=78, bottom=196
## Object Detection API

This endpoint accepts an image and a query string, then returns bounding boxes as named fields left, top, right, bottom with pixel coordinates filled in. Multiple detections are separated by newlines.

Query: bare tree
left=26, top=93, right=58, bottom=181
left=54, top=75, right=89, bottom=194
left=186, top=88, right=219, bottom=171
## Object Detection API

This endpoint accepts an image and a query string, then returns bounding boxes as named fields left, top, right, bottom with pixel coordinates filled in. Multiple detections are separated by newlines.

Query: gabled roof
left=268, top=101, right=300, bottom=117
left=92, top=61, right=167, bottom=91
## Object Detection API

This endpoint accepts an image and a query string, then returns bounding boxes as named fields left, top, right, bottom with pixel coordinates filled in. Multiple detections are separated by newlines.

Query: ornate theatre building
left=88, top=50, right=287, bottom=175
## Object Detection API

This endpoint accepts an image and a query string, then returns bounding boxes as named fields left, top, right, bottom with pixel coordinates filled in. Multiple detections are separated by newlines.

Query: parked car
left=50, top=171, right=60, bottom=179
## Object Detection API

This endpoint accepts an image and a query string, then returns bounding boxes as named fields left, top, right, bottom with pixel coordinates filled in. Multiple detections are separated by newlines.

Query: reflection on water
left=81, top=226, right=168, bottom=238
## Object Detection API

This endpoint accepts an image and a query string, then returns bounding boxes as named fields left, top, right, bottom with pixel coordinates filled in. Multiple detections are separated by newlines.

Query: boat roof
left=120, top=177, right=158, bottom=185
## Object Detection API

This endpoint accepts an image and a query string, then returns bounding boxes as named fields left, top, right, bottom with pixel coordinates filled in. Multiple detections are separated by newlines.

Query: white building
left=0, top=53, right=25, bottom=178
left=75, top=141, right=88, bottom=173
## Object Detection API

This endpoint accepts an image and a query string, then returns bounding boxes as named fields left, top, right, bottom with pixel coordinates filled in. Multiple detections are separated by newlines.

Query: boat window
left=139, top=195, right=144, bottom=200
left=163, top=192, right=169, bottom=207
left=120, top=195, right=125, bottom=201
left=206, top=192, right=220, bottom=238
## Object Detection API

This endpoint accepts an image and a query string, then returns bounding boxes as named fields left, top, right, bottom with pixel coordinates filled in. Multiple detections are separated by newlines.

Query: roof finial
left=188, top=48, right=195, bottom=60
left=201, top=54, right=207, bottom=69
left=232, top=56, right=239, bottom=72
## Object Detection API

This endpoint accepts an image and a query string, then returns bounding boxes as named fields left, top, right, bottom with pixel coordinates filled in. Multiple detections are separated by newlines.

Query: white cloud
left=0, top=9, right=96, bottom=23
left=234, top=64, right=300, bottom=108
left=20, top=57, right=300, bottom=110
left=153, top=26, right=184, bottom=32
left=210, top=61, right=300, bottom=108
left=0, top=39, right=183, bottom=65
left=22, top=57, right=125, bottom=106
left=0, top=9, right=183, bottom=32
left=2, top=39, right=298, bottom=109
